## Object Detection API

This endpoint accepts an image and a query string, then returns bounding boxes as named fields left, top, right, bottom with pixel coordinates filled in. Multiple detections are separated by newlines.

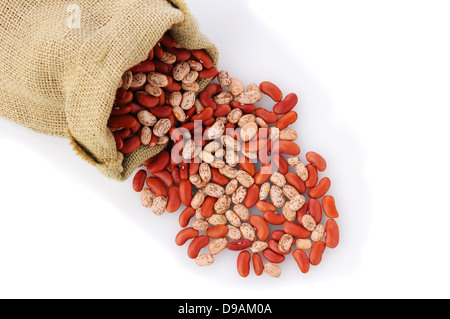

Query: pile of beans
left=108, top=32, right=218, bottom=153
left=110, top=33, right=340, bottom=278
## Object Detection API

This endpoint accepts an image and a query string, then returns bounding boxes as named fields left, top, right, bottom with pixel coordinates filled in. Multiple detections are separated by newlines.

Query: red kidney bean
left=192, top=50, right=213, bottom=69
left=166, top=185, right=181, bottom=213
left=204, top=83, right=222, bottom=96
left=249, top=215, right=270, bottom=241
left=198, top=67, right=219, bottom=79
left=283, top=221, right=311, bottom=239
left=325, top=219, right=340, bottom=249
left=132, top=170, right=147, bottom=192
left=256, top=200, right=276, bottom=213
left=179, top=180, right=193, bottom=207
left=135, top=92, right=159, bottom=108
left=201, top=196, right=216, bottom=219
left=252, top=253, right=264, bottom=276
left=293, top=249, right=310, bottom=274
left=296, top=204, right=308, bottom=226
left=308, top=177, right=331, bottom=199
left=230, top=102, right=256, bottom=114
left=129, top=60, right=156, bottom=73
left=308, top=198, right=323, bottom=224
left=179, top=207, right=196, bottom=228
left=175, top=227, right=199, bottom=246
left=322, top=195, right=339, bottom=218
left=244, top=184, right=259, bottom=209
left=214, top=104, right=231, bottom=117
left=309, top=241, right=326, bottom=266
left=165, top=47, right=192, bottom=61
left=113, top=134, right=123, bottom=151
left=206, top=225, right=228, bottom=239
left=254, top=107, right=278, bottom=123
left=111, top=106, right=132, bottom=116
left=259, top=81, right=283, bottom=102
left=160, top=33, right=177, bottom=48
left=263, top=211, right=286, bottom=225
left=275, top=111, right=298, bottom=130
left=227, top=240, right=253, bottom=251
left=271, top=230, right=287, bottom=242
left=149, top=105, right=173, bottom=118
left=187, top=235, right=209, bottom=259
left=273, top=141, right=301, bottom=156
left=306, top=151, right=327, bottom=172
left=107, top=115, right=138, bottom=129
left=305, top=164, right=319, bottom=188
left=273, top=93, right=298, bottom=115
left=254, top=163, right=273, bottom=185
left=271, top=153, right=288, bottom=174
left=146, top=151, right=170, bottom=174
left=237, top=251, right=251, bottom=278
left=285, top=172, right=306, bottom=194
left=211, top=168, right=228, bottom=186
left=199, top=91, right=216, bottom=109
left=146, top=177, right=168, bottom=197
left=121, top=135, right=141, bottom=154
left=262, top=248, right=285, bottom=264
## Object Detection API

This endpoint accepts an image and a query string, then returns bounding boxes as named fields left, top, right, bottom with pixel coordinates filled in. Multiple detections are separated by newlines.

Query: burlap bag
left=0, top=0, right=218, bottom=181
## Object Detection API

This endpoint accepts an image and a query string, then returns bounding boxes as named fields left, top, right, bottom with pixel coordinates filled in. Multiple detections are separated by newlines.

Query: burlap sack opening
left=0, top=0, right=218, bottom=181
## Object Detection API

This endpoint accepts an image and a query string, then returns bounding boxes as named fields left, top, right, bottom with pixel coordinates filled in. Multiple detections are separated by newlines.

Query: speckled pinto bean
left=127, top=50, right=341, bottom=278
left=268, top=239, right=291, bottom=256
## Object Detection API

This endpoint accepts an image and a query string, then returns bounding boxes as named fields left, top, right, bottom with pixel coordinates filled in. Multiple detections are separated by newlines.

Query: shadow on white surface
left=0, top=0, right=371, bottom=295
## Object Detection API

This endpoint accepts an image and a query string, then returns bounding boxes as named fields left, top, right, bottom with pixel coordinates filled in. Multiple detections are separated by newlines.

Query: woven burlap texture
left=0, top=0, right=218, bottom=181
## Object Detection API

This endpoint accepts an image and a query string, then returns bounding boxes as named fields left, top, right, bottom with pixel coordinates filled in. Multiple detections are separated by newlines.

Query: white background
left=0, top=0, right=449, bottom=299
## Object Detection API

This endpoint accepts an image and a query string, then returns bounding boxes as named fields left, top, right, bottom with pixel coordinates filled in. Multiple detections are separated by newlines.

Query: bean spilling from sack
left=108, top=32, right=340, bottom=278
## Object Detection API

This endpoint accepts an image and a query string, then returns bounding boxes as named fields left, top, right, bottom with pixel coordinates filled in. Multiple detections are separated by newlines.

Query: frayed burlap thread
left=0, top=0, right=218, bottom=181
